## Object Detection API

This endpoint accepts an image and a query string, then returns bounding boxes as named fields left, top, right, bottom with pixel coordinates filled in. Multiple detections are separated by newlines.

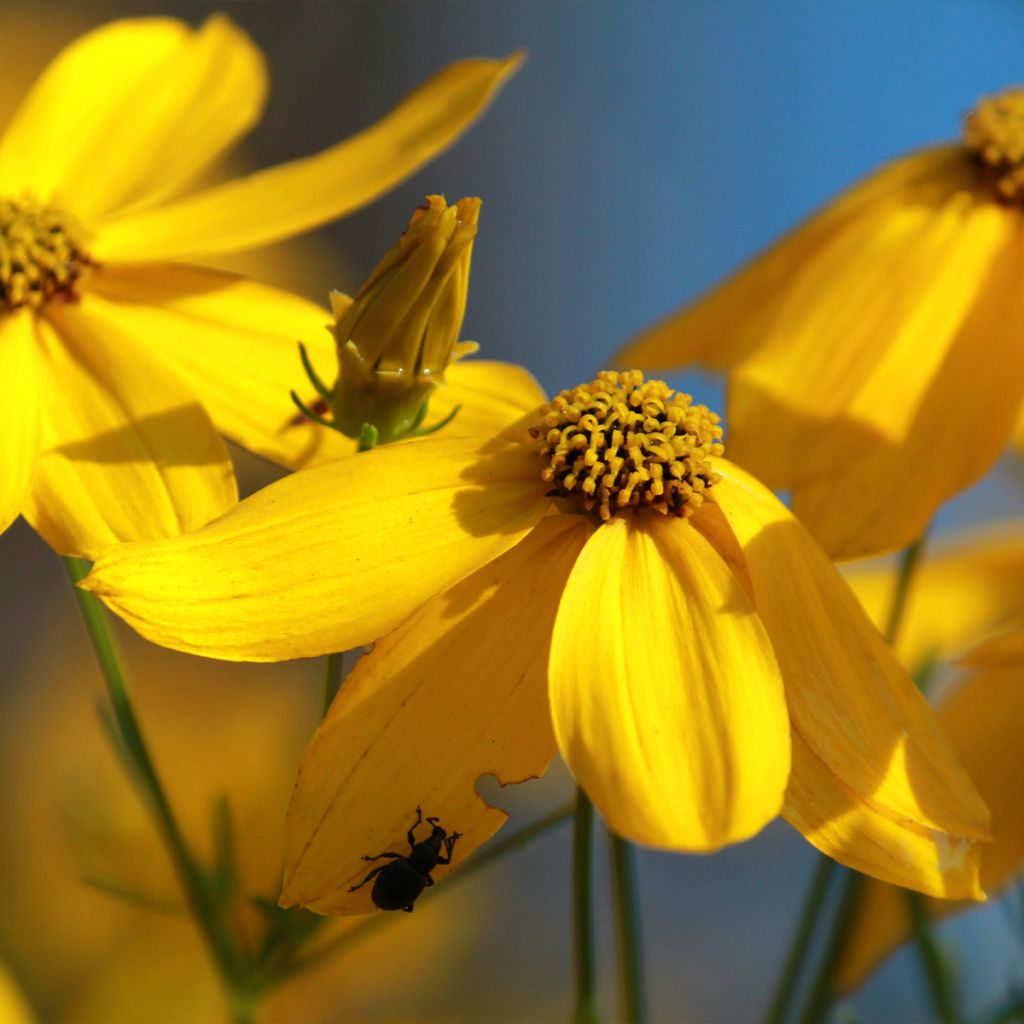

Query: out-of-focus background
left=2, top=2, right=1024, bottom=1021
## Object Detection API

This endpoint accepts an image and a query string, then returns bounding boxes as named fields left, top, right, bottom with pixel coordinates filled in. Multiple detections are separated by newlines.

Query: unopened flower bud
left=330, top=195, right=480, bottom=443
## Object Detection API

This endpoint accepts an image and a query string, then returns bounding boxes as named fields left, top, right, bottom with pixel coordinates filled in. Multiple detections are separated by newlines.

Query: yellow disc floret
left=964, top=88, right=1024, bottom=202
left=531, top=370, right=724, bottom=521
left=0, top=197, right=90, bottom=312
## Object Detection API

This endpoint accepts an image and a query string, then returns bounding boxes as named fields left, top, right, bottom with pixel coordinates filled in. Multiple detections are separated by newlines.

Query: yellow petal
left=706, top=460, right=990, bottom=841
left=789, top=205, right=1024, bottom=559
left=0, top=16, right=266, bottom=222
left=836, top=662, right=1024, bottom=990
left=0, top=963, right=32, bottom=1024
left=88, top=263, right=547, bottom=470
left=282, top=515, right=588, bottom=915
left=84, top=436, right=549, bottom=660
left=784, top=732, right=984, bottom=900
left=844, top=522, right=1024, bottom=669
left=961, top=628, right=1024, bottom=668
left=23, top=304, right=236, bottom=558
left=0, top=311, right=39, bottom=536
left=549, top=512, right=790, bottom=851
left=615, top=147, right=964, bottom=374
left=89, top=263, right=347, bottom=468
left=92, top=54, right=524, bottom=262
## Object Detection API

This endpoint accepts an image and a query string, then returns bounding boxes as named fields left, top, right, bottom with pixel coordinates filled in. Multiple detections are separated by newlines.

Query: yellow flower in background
left=823, top=528, right=1024, bottom=991
left=617, top=87, right=1024, bottom=561
left=85, top=370, right=989, bottom=912
left=0, top=14, right=522, bottom=557
left=836, top=632, right=1024, bottom=993
left=0, top=628, right=483, bottom=1022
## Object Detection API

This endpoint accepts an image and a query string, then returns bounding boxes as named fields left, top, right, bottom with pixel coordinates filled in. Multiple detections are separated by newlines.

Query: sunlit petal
left=0, top=16, right=266, bottom=221
left=706, top=461, right=990, bottom=840
left=92, top=54, right=523, bottom=262
left=549, top=513, right=789, bottom=851
left=84, top=436, right=549, bottom=660
left=24, top=303, right=235, bottom=558
left=283, top=515, right=588, bottom=915
left=0, top=311, right=39, bottom=536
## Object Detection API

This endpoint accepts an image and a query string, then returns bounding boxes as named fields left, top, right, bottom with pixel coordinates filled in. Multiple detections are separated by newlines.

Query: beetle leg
left=361, top=851, right=403, bottom=862
left=347, top=865, right=386, bottom=892
left=424, top=875, right=435, bottom=887
left=407, top=806, right=425, bottom=847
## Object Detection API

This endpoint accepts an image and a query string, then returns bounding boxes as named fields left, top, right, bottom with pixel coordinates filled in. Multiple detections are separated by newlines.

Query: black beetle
left=348, top=806, right=462, bottom=912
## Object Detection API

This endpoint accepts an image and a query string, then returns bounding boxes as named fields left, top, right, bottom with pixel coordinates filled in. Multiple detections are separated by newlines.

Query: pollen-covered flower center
left=964, top=89, right=1024, bottom=203
left=530, top=370, right=724, bottom=521
left=0, top=197, right=90, bottom=312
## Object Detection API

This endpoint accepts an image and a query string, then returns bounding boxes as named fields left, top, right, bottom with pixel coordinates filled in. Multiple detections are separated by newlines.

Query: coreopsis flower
left=85, top=370, right=989, bottom=912
left=827, top=531, right=1024, bottom=991
left=0, top=14, right=521, bottom=557
left=617, top=88, right=1024, bottom=560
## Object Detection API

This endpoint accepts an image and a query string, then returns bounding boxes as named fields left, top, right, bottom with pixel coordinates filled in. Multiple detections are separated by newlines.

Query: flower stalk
left=609, top=833, right=647, bottom=1023
left=573, top=788, right=600, bottom=1024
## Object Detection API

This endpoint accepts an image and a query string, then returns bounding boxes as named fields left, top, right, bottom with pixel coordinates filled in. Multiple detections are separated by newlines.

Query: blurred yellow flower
left=824, top=526, right=1024, bottom=991
left=85, top=370, right=989, bottom=911
left=0, top=14, right=521, bottom=557
left=0, top=627, right=482, bottom=1022
left=617, top=88, right=1024, bottom=560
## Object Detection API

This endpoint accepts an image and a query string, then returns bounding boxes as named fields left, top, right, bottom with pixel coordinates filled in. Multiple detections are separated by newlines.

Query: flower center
left=530, top=370, right=724, bottom=521
left=963, top=89, right=1024, bottom=203
left=0, top=197, right=90, bottom=312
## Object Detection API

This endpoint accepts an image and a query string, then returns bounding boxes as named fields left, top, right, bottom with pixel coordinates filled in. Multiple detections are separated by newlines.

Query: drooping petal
left=835, top=662, right=1024, bottom=990
left=91, top=54, right=523, bottom=263
left=89, top=263, right=547, bottom=470
left=614, top=147, right=964, bottom=375
left=24, top=303, right=235, bottom=558
left=0, top=16, right=266, bottom=222
left=726, top=173, right=1004, bottom=491
left=844, top=522, right=1024, bottom=669
left=548, top=512, right=790, bottom=851
left=784, top=732, right=983, bottom=899
left=705, top=461, right=990, bottom=841
left=282, top=515, right=588, bottom=915
left=0, top=311, right=40, bottom=536
left=84, top=436, right=549, bottom=660
left=792, top=197, right=1024, bottom=559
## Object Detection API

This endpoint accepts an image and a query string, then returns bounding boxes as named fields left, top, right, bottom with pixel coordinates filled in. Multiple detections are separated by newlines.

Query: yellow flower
left=821, top=529, right=1024, bottom=991
left=617, top=88, right=1024, bottom=560
left=0, top=14, right=522, bottom=557
left=85, top=370, right=989, bottom=911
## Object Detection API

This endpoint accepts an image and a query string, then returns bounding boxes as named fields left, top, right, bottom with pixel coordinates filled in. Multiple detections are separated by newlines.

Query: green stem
left=280, top=799, right=575, bottom=980
left=322, top=652, right=344, bottom=717
left=63, top=558, right=252, bottom=1018
left=883, top=533, right=927, bottom=648
left=762, top=857, right=837, bottom=1024
left=608, top=833, right=646, bottom=1023
left=573, top=789, right=599, bottom=1024
left=906, top=891, right=960, bottom=1024
left=796, top=871, right=864, bottom=1024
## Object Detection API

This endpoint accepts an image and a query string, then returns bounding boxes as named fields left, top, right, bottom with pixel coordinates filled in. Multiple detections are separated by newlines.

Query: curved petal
left=961, top=629, right=1024, bottom=668
left=282, top=514, right=588, bottom=915
left=792, top=198, right=1024, bottom=559
left=705, top=461, right=990, bottom=841
left=88, top=264, right=547, bottom=470
left=615, top=148, right=965, bottom=374
left=836, top=663, right=1024, bottom=990
left=844, top=523, right=1024, bottom=669
left=726, top=173, right=1003, bottom=491
left=549, top=512, right=790, bottom=851
left=84, top=436, right=550, bottom=660
left=0, top=16, right=266, bottom=222
left=0, top=311, right=40, bottom=536
left=784, top=732, right=984, bottom=900
left=92, top=53, right=523, bottom=262
left=24, top=304, right=235, bottom=558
